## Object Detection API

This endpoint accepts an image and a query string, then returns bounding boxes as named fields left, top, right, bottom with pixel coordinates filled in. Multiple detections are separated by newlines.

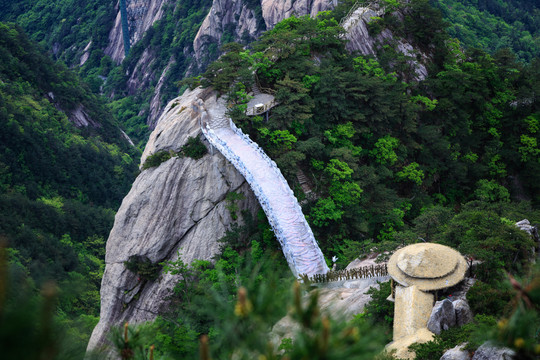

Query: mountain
left=1, top=0, right=539, bottom=358
left=3, top=0, right=538, bottom=146
left=88, top=0, right=539, bottom=355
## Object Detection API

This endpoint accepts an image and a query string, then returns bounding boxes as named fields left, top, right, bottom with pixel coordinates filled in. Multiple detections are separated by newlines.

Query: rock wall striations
left=87, top=87, right=259, bottom=352
left=105, top=0, right=167, bottom=63
left=103, top=0, right=431, bottom=128
left=261, top=0, right=336, bottom=29
left=192, top=0, right=337, bottom=62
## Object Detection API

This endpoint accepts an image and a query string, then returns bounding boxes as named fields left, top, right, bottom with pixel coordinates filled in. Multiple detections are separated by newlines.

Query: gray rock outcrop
left=192, top=0, right=338, bottom=63
left=261, top=0, right=337, bottom=29
left=453, top=299, right=473, bottom=327
left=440, top=344, right=471, bottom=360
left=515, top=219, right=539, bottom=258
left=193, top=0, right=261, bottom=63
left=427, top=299, right=456, bottom=335
left=69, top=105, right=100, bottom=128
left=87, top=87, right=259, bottom=352
left=105, top=0, right=167, bottom=63
left=342, top=5, right=428, bottom=81
left=515, top=219, right=538, bottom=238
left=471, top=342, right=515, bottom=360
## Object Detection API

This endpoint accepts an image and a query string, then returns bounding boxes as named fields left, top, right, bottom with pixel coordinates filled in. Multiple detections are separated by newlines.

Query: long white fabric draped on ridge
left=194, top=98, right=329, bottom=278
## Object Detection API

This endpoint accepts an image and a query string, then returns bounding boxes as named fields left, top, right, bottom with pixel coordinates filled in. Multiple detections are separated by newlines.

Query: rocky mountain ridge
left=87, top=87, right=259, bottom=352
left=114, top=0, right=339, bottom=128
left=108, top=0, right=429, bottom=128
left=105, top=0, right=168, bottom=63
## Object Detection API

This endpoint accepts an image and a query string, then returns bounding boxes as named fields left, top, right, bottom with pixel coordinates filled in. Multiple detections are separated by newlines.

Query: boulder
left=440, top=344, right=470, bottom=360
left=427, top=299, right=456, bottom=335
left=471, top=342, right=515, bottom=360
left=270, top=273, right=387, bottom=347
left=515, top=219, right=539, bottom=259
left=453, top=299, right=473, bottom=326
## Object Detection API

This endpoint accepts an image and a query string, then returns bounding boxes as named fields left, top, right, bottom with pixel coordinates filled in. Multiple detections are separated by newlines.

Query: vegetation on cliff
left=0, top=0, right=539, bottom=358
left=185, top=1, right=539, bottom=356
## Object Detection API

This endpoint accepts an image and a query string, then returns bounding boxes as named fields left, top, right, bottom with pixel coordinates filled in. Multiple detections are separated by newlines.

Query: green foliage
left=396, top=162, right=425, bottom=185
left=440, top=205, right=535, bottom=283
left=411, top=206, right=453, bottom=242
left=259, top=128, right=298, bottom=150
left=353, top=57, right=396, bottom=81
left=201, top=43, right=254, bottom=94
left=432, top=0, right=540, bottom=62
left=311, top=198, right=345, bottom=227
left=410, top=95, right=438, bottom=111
left=0, top=270, right=62, bottom=359
left=486, top=266, right=540, bottom=359
left=325, top=159, right=354, bottom=181
left=124, top=255, right=162, bottom=282
left=370, top=136, right=399, bottom=165
left=182, top=136, right=208, bottom=159
left=0, top=245, right=103, bottom=359
left=109, top=322, right=155, bottom=360
left=467, top=281, right=514, bottom=317
left=410, top=315, right=496, bottom=359
left=356, top=281, right=394, bottom=340
left=142, top=150, right=173, bottom=170
left=147, top=316, right=199, bottom=358
left=1, top=0, right=116, bottom=68
left=0, top=23, right=138, bottom=207
left=474, top=179, right=510, bottom=203
left=225, top=191, right=246, bottom=220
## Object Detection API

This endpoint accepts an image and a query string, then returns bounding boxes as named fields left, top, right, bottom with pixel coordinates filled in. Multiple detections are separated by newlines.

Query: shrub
left=124, top=255, right=162, bottom=281
left=467, top=280, right=513, bottom=317
left=410, top=314, right=496, bottom=359
left=182, top=136, right=207, bottom=159
left=141, top=151, right=172, bottom=170
left=225, top=191, right=246, bottom=220
left=353, top=281, right=394, bottom=340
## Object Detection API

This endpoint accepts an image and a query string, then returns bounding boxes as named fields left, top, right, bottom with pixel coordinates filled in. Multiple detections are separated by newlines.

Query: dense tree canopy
left=0, top=23, right=139, bottom=356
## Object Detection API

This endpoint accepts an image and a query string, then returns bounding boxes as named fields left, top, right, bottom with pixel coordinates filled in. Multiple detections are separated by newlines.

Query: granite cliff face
left=192, top=0, right=338, bottom=62
left=106, top=0, right=428, bottom=128
left=87, top=87, right=259, bottom=352
left=261, top=0, right=337, bottom=28
left=193, top=0, right=261, bottom=62
left=105, top=0, right=167, bottom=63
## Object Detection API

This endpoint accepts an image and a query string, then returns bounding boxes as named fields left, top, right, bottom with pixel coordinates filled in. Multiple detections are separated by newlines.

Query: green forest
left=0, top=22, right=139, bottom=358
left=1, top=0, right=540, bottom=359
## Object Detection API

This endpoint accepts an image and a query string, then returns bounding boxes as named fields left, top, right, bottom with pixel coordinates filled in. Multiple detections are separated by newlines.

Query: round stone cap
left=396, top=244, right=457, bottom=279
left=388, top=243, right=467, bottom=291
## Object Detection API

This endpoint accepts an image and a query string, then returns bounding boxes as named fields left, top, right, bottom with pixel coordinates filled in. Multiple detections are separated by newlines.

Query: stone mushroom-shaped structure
left=386, top=243, right=468, bottom=359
